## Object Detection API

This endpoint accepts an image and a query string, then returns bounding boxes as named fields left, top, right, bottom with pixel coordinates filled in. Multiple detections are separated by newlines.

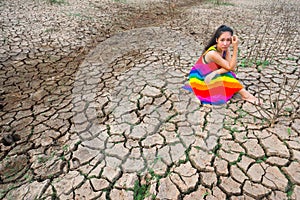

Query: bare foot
left=242, top=94, right=260, bottom=105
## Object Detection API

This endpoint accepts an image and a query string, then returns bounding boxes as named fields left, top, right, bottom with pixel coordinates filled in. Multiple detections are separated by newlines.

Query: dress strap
left=202, top=46, right=217, bottom=64
left=203, top=46, right=217, bottom=56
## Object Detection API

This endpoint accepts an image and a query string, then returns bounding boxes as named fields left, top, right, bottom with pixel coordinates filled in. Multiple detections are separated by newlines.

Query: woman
left=188, top=25, right=259, bottom=105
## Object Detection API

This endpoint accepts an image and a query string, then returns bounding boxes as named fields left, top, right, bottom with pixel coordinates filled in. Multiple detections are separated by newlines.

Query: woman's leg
left=238, top=88, right=260, bottom=104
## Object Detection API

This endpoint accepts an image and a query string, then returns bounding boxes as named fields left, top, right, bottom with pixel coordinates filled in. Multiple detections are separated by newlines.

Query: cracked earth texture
left=0, top=0, right=300, bottom=199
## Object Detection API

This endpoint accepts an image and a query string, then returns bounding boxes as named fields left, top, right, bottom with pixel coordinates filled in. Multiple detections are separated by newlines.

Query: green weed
left=286, top=57, right=296, bottom=61
left=256, top=156, right=267, bottom=163
left=45, top=28, right=56, bottom=33
left=208, top=0, right=234, bottom=6
left=59, top=155, right=66, bottom=161
left=235, top=109, right=249, bottom=119
left=148, top=168, right=162, bottom=181
left=287, top=128, right=292, bottom=136
left=37, top=156, right=46, bottom=163
left=194, top=146, right=201, bottom=150
left=239, top=59, right=252, bottom=68
left=63, top=144, right=69, bottom=152
left=113, top=0, right=127, bottom=3
left=212, top=142, right=222, bottom=155
left=284, top=172, right=295, bottom=199
left=231, top=127, right=239, bottom=133
left=202, top=191, right=210, bottom=198
left=133, top=180, right=150, bottom=200
left=238, top=58, right=270, bottom=72
left=48, top=0, right=66, bottom=5
left=256, top=60, right=270, bottom=67
left=230, top=152, right=245, bottom=165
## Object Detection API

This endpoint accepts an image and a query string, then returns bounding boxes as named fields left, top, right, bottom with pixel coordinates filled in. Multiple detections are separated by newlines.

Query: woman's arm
left=214, top=47, right=232, bottom=74
left=204, top=68, right=228, bottom=84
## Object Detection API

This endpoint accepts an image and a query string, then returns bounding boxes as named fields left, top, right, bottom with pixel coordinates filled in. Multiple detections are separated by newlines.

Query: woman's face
left=216, top=31, right=232, bottom=51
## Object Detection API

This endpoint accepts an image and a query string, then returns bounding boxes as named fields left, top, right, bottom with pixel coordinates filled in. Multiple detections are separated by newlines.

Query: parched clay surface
left=0, top=0, right=299, bottom=199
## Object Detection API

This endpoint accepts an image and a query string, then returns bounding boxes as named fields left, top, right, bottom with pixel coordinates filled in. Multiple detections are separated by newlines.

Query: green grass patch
left=48, top=0, right=67, bottom=5
left=63, top=144, right=69, bottom=152
left=256, top=60, right=270, bottom=67
left=208, top=0, right=234, bottom=6
left=287, top=128, right=292, bottom=136
left=133, top=180, right=149, bottom=200
left=148, top=168, right=163, bottom=181
left=283, top=170, right=295, bottom=199
left=44, top=28, right=57, bottom=33
left=113, top=0, right=127, bottom=3
left=256, top=156, right=267, bottom=163
left=230, top=152, right=245, bottom=165
left=212, top=142, right=222, bottom=156
left=239, top=59, right=253, bottom=68
left=286, top=57, right=296, bottom=61
left=237, top=109, right=248, bottom=118
left=239, top=59, right=270, bottom=71
left=285, top=107, right=293, bottom=112
left=202, top=191, right=210, bottom=198
left=194, top=146, right=201, bottom=150
left=231, top=127, right=240, bottom=133
left=256, top=60, right=270, bottom=72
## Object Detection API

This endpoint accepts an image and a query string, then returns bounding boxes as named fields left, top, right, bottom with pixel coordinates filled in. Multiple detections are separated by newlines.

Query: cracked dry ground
left=0, top=0, right=300, bottom=199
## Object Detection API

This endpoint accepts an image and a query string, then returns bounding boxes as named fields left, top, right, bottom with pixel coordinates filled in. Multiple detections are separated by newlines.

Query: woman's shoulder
left=205, top=48, right=219, bottom=58
left=207, top=46, right=217, bottom=51
left=205, top=47, right=229, bottom=65
left=204, top=46, right=217, bottom=55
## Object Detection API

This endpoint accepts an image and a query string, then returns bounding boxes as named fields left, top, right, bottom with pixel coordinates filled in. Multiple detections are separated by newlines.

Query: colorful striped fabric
left=186, top=47, right=243, bottom=105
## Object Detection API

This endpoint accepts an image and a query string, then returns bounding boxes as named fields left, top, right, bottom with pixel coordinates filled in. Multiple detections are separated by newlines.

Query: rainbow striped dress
left=186, top=46, right=243, bottom=105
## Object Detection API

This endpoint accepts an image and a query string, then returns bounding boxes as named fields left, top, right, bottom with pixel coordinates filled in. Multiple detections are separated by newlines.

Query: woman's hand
left=204, top=71, right=218, bottom=84
left=232, top=35, right=238, bottom=49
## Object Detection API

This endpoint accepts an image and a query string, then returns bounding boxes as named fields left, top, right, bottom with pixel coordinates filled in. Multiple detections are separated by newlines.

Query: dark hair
left=203, top=25, right=234, bottom=54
